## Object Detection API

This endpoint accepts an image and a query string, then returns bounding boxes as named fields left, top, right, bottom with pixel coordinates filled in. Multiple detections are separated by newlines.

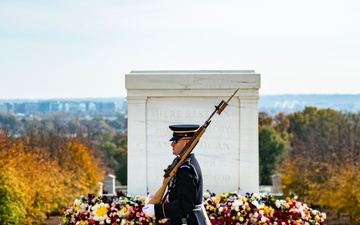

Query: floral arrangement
left=203, top=192, right=326, bottom=225
left=62, top=191, right=326, bottom=225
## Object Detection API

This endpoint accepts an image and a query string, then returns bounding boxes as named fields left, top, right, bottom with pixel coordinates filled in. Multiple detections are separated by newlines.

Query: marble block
left=125, top=70, right=260, bottom=196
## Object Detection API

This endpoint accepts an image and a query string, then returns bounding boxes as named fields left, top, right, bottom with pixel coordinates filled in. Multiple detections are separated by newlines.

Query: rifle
left=148, top=88, right=239, bottom=204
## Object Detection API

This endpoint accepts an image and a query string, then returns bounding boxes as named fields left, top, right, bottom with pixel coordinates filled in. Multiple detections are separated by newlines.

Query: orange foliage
left=0, top=131, right=105, bottom=224
left=58, top=139, right=105, bottom=204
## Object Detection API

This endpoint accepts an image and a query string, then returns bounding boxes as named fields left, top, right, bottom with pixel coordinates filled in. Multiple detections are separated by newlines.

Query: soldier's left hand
left=142, top=204, right=155, bottom=217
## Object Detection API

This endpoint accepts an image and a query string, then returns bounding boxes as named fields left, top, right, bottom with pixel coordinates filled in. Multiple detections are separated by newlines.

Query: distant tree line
left=0, top=111, right=128, bottom=185
left=2, top=107, right=360, bottom=224
left=259, top=107, right=360, bottom=224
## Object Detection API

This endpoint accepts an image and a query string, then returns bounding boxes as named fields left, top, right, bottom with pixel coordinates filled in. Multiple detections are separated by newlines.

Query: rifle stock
left=148, top=89, right=239, bottom=204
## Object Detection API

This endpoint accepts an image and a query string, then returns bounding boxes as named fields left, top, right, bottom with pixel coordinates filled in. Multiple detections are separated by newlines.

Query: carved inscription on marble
left=146, top=97, right=240, bottom=193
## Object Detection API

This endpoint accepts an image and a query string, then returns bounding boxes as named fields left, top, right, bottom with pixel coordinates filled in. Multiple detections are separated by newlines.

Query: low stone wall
left=324, top=210, right=351, bottom=225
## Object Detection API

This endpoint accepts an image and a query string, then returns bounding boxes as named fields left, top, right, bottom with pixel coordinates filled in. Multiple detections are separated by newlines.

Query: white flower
left=74, top=199, right=82, bottom=205
left=231, top=200, right=242, bottom=212
left=92, top=202, right=109, bottom=222
left=117, top=209, right=125, bottom=217
left=251, top=200, right=264, bottom=209
left=261, top=216, right=267, bottom=223
left=203, top=192, right=210, bottom=199
left=275, top=200, right=281, bottom=208
left=322, top=212, right=327, bottom=219
left=80, top=203, right=88, bottom=213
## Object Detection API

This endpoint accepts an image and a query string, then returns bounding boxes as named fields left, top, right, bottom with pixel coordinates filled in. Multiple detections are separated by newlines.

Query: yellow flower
left=96, top=205, right=108, bottom=217
left=270, top=210, right=274, bottom=217
left=242, top=196, right=247, bottom=202
left=213, top=197, right=221, bottom=204
left=263, top=205, right=271, bottom=216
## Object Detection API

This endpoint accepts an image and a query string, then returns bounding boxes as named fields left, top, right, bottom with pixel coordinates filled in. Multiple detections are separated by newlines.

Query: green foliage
left=100, top=141, right=117, bottom=156
left=258, top=112, right=290, bottom=185
left=259, top=126, right=288, bottom=185
left=98, top=133, right=128, bottom=185
left=0, top=168, right=26, bottom=224
left=0, top=113, right=24, bottom=135
left=114, top=139, right=128, bottom=185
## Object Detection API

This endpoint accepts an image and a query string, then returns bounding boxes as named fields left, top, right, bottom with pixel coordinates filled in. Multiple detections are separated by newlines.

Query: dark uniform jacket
left=154, top=153, right=206, bottom=225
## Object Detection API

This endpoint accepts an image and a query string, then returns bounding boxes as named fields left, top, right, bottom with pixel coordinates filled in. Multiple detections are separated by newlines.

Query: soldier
left=142, top=124, right=206, bottom=225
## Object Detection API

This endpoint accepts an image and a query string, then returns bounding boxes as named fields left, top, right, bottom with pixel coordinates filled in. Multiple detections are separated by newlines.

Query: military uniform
left=154, top=124, right=206, bottom=225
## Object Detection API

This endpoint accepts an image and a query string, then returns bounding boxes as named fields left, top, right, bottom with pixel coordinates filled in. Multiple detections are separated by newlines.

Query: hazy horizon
left=1, top=0, right=359, bottom=99
left=2, top=93, right=360, bottom=102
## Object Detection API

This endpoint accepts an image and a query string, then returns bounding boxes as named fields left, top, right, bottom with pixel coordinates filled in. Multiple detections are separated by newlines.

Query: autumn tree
left=0, top=133, right=64, bottom=224
left=281, top=107, right=360, bottom=224
left=56, top=139, right=105, bottom=204
left=0, top=131, right=27, bottom=224
left=0, top=126, right=105, bottom=224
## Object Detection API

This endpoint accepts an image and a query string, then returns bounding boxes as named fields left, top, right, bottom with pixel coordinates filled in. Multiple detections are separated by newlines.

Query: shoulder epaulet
left=179, top=164, right=191, bottom=169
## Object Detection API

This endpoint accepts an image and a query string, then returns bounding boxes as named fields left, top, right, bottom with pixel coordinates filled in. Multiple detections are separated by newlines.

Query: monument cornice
left=125, top=70, right=260, bottom=91
left=126, top=89, right=259, bottom=98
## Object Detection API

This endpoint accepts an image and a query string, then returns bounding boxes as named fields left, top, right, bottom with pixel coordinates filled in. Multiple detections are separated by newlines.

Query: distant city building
left=25, top=102, right=40, bottom=114
left=0, top=104, right=6, bottom=113
left=6, top=103, right=13, bottom=113
left=14, top=103, right=26, bottom=114
left=68, top=102, right=79, bottom=113
left=3, top=96, right=360, bottom=117
left=96, top=102, right=116, bottom=112
left=39, top=102, right=51, bottom=113
left=50, top=102, right=61, bottom=112
left=0, top=98, right=126, bottom=116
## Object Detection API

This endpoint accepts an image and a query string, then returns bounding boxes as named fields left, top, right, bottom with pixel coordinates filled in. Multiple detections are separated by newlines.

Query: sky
left=0, top=0, right=359, bottom=100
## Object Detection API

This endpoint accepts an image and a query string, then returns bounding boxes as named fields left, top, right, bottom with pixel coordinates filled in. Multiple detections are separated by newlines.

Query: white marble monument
left=125, top=70, right=260, bottom=196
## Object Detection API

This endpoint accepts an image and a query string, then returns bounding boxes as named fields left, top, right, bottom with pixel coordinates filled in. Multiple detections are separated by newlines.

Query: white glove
left=142, top=204, right=155, bottom=217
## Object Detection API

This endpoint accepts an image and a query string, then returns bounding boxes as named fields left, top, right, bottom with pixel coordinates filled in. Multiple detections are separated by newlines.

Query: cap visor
left=169, top=136, right=181, bottom=141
